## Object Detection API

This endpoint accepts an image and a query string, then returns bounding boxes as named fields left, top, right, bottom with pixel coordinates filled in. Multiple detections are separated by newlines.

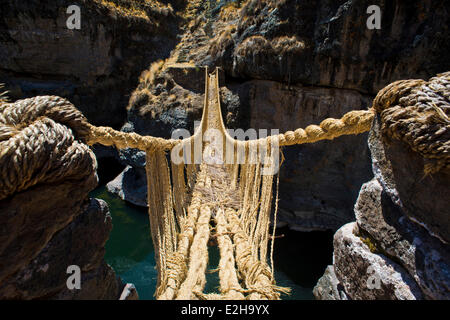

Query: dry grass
left=139, top=59, right=166, bottom=89
left=138, top=94, right=157, bottom=118
left=271, top=36, right=306, bottom=55
left=219, top=1, right=242, bottom=21
left=234, top=35, right=305, bottom=57
left=127, top=59, right=167, bottom=111
left=180, top=0, right=206, bottom=22
left=208, top=25, right=236, bottom=57
left=0, top=84, right=9, bottom=105
left=238, top=0, right=270, bottom=27
left=238, top=0, right=294, bottom=32
left=168, top=94, right=177, bottom=102
left=234, top=35, right=271, bottom=56
left=182, top=0, right=247, bottom=27
left=94, top=0, right=173, bottom=21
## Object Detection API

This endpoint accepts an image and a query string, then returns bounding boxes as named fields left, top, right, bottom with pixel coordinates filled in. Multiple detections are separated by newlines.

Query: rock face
left=314, top=76, right=449, bottom=300
left=333, top=223, right=423, bottom=300
left=0, top=0, right=180, bottom=128
left=0, top=199, right=121, bottom=299
left=206, top=0, right=450, bottom=95
left=0, top=182, right=127, bottom=299
left=355, top=179, right=450, bottom=300
left=246, top=81, right=373, bottom=230
left=312, top=265, right=348, bottom=300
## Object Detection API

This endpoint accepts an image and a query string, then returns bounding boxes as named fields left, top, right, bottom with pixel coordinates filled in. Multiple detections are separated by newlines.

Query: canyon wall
left=0, top=0, right=181, bottom=128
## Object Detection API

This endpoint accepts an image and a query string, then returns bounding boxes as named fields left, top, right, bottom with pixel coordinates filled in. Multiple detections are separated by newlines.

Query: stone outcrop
left=314, top=77, right=449, bottom=299
left=333, top=223, right=424, bottom=300
left=0, top=198, right=118, bottom=299
left=312, top=265, right=348, bottom=300
left=355, top=179, right=450, bottom=300
left=315, top=176, right=449, bottom=300
left=369, top=116, right=450, bottom=244
left=0, top=169, right=98, bottom=286
left=0, top=180, right=128, bottom=300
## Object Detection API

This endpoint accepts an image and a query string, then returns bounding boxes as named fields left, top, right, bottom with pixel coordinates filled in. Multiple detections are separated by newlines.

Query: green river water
left=90, top=186, right=333, bottom=300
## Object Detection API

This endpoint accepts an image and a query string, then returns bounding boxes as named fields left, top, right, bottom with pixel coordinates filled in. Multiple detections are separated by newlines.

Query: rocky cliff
left=313, top=72, right=449, bottom=300
left=0, top=96, right=136, bottom=300
left=108, top=0, right=449, bottom=231
left=0, top=0, right=181, bottom=129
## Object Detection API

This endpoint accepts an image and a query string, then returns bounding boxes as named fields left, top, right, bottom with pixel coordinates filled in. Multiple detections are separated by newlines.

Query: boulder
left=119, top=283, right=139, bottom=300
left=355, top=179, right=450, bottom=300
left=107, top=166, right=148, bottom=208
left=313, top=265, right=349, bottom=300
left=0, top=195, right=126, bottom=299
left=0, top=173, right=97, bottom=285
left=333, top=223, right=423, bottom=300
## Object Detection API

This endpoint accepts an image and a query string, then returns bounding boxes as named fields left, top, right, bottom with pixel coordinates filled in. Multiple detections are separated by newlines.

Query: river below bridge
left=90, top=186, right=333, bottom=300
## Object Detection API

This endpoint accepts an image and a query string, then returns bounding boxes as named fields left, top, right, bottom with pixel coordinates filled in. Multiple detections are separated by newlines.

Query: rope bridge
left=1, top=67, right=447, bottom=300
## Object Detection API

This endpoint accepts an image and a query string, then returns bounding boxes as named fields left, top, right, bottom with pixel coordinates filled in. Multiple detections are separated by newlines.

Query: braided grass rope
left=0, top=96, right=97, bottom=200
left=157, top=165, right=201, bottom=300
left=373, top=71, right=450, bottom=174
left=174, top=165, right=212, bottom=300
